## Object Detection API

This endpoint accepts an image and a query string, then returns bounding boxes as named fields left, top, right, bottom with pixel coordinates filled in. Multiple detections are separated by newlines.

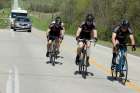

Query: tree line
left=20, top=0, right=140, bottom=45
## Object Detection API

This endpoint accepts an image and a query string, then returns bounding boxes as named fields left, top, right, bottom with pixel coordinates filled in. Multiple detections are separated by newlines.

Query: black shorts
left=48, top=35, right=60, bottom=41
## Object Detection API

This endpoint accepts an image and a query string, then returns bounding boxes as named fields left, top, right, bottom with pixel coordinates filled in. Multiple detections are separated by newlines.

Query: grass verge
left=30, top=12, right=140, bottom=57
left=29, top=12, right=53, bottom=31
left=0, top=8, right=10, bottom=28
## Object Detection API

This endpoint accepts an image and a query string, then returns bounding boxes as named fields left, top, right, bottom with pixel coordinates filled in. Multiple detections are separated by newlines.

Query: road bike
left=111, top=44, right=134, bottom=84
left=48, top=36, right=59, bottom=66
left=78, top=39, right=95, bottom=79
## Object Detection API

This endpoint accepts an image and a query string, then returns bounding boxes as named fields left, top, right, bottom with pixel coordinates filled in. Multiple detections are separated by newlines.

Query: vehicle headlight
left=28, top=24, right=32, bottom=27
left=15, top=23, right=19, bottom=26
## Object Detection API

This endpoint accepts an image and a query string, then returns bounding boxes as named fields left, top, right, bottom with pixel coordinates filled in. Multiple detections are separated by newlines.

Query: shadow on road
left=107, top=76, right=130, bottom=85
left=56, top=55, right=64, bottom=59
left=74, top=71, right=94, bottom=79
left=46, top=61, right=63, bottom=66
left=46, top=55, right=64, bottom=66
left=12, top=30, right=30, bottom=32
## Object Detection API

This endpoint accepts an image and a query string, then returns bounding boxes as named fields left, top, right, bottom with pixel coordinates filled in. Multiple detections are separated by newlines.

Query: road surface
left=0, top=28, right=140, bottom=93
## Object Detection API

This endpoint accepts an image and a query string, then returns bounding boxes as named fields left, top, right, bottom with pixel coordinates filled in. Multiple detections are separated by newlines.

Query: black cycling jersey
left=49, top=22, right=63, bottom=37
left=79, top=22, right=96, bottom=40
left=113, top=25, right=133, bottom=44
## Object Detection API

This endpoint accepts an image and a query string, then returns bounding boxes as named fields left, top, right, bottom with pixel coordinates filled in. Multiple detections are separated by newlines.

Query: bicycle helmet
left=55, top=16, right=61, bottom=25
left=85, top=13, right=94, bottom=26
left=121, top=19, right=130, bottom=28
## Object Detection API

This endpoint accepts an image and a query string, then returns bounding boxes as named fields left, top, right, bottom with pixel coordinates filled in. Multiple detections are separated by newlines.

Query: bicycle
left=77, top=39, right=95, bottom=79
left=48, top=36, right=59, bottom=66
left=111, top=44, right=134, bottom=84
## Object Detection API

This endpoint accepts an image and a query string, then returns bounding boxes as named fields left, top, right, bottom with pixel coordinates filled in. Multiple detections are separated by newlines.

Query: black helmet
left=85, top=13, right=94, bottom=26
left=86, top=14, right=94, bottom=21
left=55, top=16, right=61, bottom=25
left=121, top=19, right=130, bottom=28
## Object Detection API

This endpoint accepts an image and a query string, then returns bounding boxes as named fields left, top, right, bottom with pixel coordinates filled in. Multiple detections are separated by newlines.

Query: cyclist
left=112, top=19, right=136, bottom=77
left=75, top=13, right=98, bottom=66
left=46, top=16, right=65, bottom=57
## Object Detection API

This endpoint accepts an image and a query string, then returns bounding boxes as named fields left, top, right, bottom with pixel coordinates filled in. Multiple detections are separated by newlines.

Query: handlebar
left=115, top=44, right=137, bottom=51
left=116, top=44, right=138, bottom=47
left=78, top=39, right=96, bottom=46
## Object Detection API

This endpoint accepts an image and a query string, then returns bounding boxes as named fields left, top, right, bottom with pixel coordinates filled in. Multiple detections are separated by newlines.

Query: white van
left=10, top=9, right=28, bottom=29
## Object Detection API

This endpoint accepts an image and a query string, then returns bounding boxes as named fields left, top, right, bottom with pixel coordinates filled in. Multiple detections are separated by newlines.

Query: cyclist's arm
left=61, top=23, right=65, bottom=36
left=92, top=29, right=97, bottom=39
left=129, top=34, right=135, bottom=45
left=46, top=28, right=50, bottom=38
left=128, top=28, right=135, bottom=45
left=76, top=27, right=82, bottom=37
left=112, top=32, right=117, bottom=47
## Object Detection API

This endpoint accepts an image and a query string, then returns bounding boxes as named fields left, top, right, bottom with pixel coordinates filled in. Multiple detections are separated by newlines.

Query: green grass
left=30, top=12, right=140, bottom=57
left=0, top=8, right=10, bottom=28
left=29, top=12, right=53, bottom=31
left=65, top=24, right=76, bottom=36
left=30, top=16, right=50, bottom=31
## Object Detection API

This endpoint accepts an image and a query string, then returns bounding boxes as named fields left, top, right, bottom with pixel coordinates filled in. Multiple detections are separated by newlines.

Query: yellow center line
left=90, top=58, right=140, bottom=93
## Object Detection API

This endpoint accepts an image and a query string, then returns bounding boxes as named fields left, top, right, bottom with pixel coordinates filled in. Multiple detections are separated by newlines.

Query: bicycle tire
left=79, top=52, right=83, bottom=74
left=49, top=41, right=56, bottom=66
left=52, top=41, right=57, bottom=66
left=82, top=51, right=87, bottom=79
left=111, top=54, right=120, bottom=79
left=121, top=56, right=128, bottom=84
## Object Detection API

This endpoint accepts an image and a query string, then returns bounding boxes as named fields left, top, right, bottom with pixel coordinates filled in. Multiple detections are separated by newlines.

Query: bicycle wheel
left=121, top=56, right=128, bottom=84
left=79, top=52, right=83, bottom=74
left=111, top=55, right=119, bottom=79
left=52, top=42, right=57, bottom=66
left=111, top=65, right=118, bottom=79
left=49, top=42, right=55, bottom=66
left=82, top=52, right=87, bottom=79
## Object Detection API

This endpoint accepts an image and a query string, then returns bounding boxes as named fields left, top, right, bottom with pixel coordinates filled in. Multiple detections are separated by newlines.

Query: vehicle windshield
left=11, top=12, right=27, bottom=18
left=16, top=17, right=30, bottom=22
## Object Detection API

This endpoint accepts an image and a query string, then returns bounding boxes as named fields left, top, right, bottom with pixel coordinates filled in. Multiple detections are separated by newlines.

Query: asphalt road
left=0, top=28, right=140, bottom=93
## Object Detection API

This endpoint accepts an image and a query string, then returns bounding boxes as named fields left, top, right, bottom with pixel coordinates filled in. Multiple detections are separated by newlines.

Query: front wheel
left=111, top=55, right=120, bottom=79
left=111, top=64, right=118, bottom=79
left=14, top=28, right=16, bottom=31
left=50, top=56, right=55, bottom=66
left=82, top=53, right=87, bottom=79
left=121, top=56, right=128, bottom=85
left=28, top=29, right=31, bottom=32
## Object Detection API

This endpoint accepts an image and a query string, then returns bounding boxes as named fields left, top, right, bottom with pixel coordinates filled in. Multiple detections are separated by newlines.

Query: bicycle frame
left=78, top=39, right=95, bottom=78
left=111, top=45, right=128, bottom=84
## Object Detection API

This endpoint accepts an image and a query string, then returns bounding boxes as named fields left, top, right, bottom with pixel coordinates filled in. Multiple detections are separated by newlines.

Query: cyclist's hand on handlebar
left=46, top=35, right=48, bottom=38
left=60, top=35, right=64, bottom=40
left=94, top=37, right=98, bottom=42
left=132, top=45, right=136, bottom=51
left=114, top=44, right=119, bottom=50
